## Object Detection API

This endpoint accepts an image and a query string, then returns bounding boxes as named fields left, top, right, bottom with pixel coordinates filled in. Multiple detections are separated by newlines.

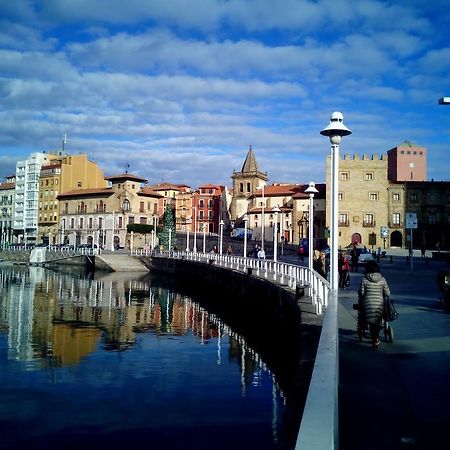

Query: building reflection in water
left=0, top=266, right=285, bottom=402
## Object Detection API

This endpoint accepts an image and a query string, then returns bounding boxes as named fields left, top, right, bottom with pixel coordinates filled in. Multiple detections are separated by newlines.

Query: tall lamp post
left=272, top=206, right=281, bottom=261
left=219, top=219, right=224, bottom=254
left=202, top=223, right=206, bottom=252
left=243, top=214, right=248, bottom=258
left=257, top=185, right=265, bottom=250
left=193, top=206, right=197, bottom=252
left=305, top=182, right=319, bottom=273
left=321, top=112, right=352, bottom=291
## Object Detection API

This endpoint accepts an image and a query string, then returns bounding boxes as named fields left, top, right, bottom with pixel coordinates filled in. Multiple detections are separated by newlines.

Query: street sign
left=380, top=226, right=389, bottom=238
left=405, top=212, right=418, bottom=229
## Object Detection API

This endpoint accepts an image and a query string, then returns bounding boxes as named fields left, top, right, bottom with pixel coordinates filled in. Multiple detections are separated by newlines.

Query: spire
left=241, top=145, right=259, bottom=173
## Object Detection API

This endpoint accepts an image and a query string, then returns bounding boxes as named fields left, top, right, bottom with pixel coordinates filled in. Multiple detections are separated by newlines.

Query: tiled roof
left=0, top=182, right=15, bottom=190
left=57, top=188, right=113, bottom=199
left=105, top=173, right=147, bottom=183
left=138, top=187, right=164, bottom=197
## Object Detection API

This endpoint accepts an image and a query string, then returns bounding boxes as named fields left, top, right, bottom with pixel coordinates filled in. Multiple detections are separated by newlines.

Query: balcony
left=338, top=221, right=349, bottom=227
left=363, top=221, right=376, bottom=227
left=388, top=222, right=403, bottom=228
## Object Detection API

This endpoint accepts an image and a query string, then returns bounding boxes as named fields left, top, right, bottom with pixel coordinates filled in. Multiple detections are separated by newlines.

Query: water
left=0, top=265, right=301, bottom=450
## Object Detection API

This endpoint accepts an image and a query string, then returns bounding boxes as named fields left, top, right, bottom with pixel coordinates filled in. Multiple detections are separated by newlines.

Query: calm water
left=0, top=264, right=300, bottom=450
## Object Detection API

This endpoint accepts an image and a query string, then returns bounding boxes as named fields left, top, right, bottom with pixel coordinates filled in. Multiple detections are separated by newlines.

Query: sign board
left=405, top=212, right=418, bottom=229
left=380, top=226, right=389, bottom=238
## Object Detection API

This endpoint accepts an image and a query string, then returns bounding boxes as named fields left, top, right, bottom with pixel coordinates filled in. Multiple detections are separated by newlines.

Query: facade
left=175, top=185, right=194, bottom=232
left=0, top=175, right=15, bottom=247
left=230, top=146, right=268, bottom=224
left=194, top=184, right=224, bottom=233
left=326, top=153, right=390, bottom=249
left=38, top=154, right=107, bottom=244
left=58, top=173, right=163, bottom=249
left=387, top=141, right=427, bottom=182
left=14, top=152, right=58, bottom=244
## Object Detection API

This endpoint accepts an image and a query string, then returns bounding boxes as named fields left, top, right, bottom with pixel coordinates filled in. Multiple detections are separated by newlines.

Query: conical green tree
left=158, top=205, right=177, bottom=250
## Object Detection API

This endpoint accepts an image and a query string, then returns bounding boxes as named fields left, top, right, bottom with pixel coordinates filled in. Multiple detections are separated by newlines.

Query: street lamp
left=193, top=206, right=197, bottom=252
left=202, top=223, right=206, bottom=253
left=305, top=181, right=319, bottom=273
left=257, top=185, right=265, bottom=250
left=243, top=214, right=248, bottom=258
left=321, top=111, right=352, bottom=291
left=219, top=219, right=224, bottom=254
left=186, top=228, right=190, bottom=251
left=272, top=205, right=281, bottom=261
left=438, top=97, right=450, bottom=104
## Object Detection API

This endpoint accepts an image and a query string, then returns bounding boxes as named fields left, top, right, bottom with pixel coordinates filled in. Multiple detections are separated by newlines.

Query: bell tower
left=230, top=146, right=268, bottom=221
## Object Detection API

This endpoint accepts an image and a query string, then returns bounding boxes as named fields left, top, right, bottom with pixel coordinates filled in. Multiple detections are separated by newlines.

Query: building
left=387, top=141, right=427, bottom=182
left=326, top=153, right=390, bottom=249
left=58, top=173, right=163, bottom=249
left=230, top=146, right=268, bottom=224
left=194, top=184, right=224, bottom=233
left=0, top=175, right=15, bottom=247
left=14, top=152, right=58, bottom=244
left=38, top=154, right=107, bottom=245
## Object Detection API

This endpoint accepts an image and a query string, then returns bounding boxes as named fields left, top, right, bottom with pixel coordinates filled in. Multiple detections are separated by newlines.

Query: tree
left=158, top=205, right=177, bottom=250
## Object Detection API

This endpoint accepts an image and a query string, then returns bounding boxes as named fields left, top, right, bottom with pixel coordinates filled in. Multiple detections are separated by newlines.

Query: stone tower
left=230, top=146, right=268, bottom=223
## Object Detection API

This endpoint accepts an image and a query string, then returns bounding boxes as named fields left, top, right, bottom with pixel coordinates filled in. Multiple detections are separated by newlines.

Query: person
left=257, top=247, right=266, bottom=267
left=313, top=249, right=326, bottom=278
left=376, top=247, right=382, bottom=262
left=339, top=251, right=350, bottom=288
left=226, top=245, right=233, bottom=255
left=358, top=260, right=391, bottom=349
left=350, top=245, right=359, bottom=272
left=253, top=243, right=260, bottom=258
left=420, top=245, right=426, bottom=258
left=297, top=245, right=305, bottom=262
left=210, top=245, right=218, bottom=253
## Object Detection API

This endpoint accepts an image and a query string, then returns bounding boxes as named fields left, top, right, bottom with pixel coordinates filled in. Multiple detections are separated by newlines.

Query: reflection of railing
left=132, top=249, right=330, bottom=315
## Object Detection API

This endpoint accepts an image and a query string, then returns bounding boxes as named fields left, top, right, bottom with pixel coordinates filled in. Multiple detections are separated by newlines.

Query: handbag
left=384, top=297, right=398, bottom=322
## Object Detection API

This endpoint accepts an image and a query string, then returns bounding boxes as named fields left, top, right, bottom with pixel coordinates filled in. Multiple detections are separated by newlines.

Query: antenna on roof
left=125, top=163, right=130, bottom=174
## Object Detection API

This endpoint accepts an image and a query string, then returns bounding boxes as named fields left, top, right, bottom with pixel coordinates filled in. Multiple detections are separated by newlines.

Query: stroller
left=354, top=297, right=394, bottom=343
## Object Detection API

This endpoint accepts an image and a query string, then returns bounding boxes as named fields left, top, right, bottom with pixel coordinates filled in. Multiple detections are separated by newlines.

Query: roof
left=252, top=183, right=300, bottom=197
left=0, top=182, right=15, bottom=190
left=147, top=182, right=184, bottom=191
left=241, top=146, right=260, bottom=173
left=57, top=187, right=113, bottom=199
left=138, top=187, right=164, bottom=198
left=105, top=173, right=148, bottom=183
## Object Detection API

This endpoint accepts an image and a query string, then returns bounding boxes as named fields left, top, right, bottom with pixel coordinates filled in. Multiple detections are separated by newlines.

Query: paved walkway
left=338, top=255, right=450, bottom=450
left=279, top=250, right=450, bottom=450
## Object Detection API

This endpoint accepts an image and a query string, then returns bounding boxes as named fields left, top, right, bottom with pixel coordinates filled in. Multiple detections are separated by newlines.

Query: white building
left=14, top=152, right=55, bottom=244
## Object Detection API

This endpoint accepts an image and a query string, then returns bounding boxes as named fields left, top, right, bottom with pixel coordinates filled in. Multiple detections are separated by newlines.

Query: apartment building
left=0, top=175, right=15, bottom=246
left=38, top=154, right=107, bottom=244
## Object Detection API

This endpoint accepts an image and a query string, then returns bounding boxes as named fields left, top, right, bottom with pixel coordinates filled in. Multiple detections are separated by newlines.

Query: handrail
left=132, top=248, right=330, bottom=315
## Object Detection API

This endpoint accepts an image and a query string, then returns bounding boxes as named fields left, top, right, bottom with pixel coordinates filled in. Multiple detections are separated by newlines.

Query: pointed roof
left=241, top=145, right=260, bottom=173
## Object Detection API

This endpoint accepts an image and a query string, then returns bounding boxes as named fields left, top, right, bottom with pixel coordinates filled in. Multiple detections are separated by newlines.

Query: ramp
left=95, top=254, right=149, bottom=272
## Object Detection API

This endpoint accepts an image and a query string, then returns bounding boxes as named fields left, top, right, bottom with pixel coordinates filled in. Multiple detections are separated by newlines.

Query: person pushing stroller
left=357, top=260, right=391, bottom=349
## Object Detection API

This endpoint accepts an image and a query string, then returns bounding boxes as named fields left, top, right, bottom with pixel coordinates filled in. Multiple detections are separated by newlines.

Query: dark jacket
left=358, top=272, right=390, bottom=324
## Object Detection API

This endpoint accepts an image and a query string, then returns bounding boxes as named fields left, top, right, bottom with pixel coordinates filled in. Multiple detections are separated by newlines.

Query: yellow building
left=38, top=154, right=107, bottom=244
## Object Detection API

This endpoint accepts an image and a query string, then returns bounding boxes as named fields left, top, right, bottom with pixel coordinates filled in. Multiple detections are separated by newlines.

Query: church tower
left=230, top=146, right=268, bottom=222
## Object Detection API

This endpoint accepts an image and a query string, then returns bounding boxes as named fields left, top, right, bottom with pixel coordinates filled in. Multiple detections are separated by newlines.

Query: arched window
left=122, top=199, right=130, bottom=211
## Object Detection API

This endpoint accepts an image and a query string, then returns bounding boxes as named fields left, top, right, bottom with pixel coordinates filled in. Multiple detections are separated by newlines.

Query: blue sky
left=1, top=0, right=449, bottom=187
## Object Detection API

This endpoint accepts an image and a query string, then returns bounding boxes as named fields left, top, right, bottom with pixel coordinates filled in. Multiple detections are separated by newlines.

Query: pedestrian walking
left=257, top=247, right=266, bottom=268
left=297, top=245, right=305, bottom=262
left=358, top=261, right=391, bottom=349
left=339, top=251, right=350, bottom=288
left=226, top=245, right=233, bottom=255
left=350, top=245, right=359, bottom=272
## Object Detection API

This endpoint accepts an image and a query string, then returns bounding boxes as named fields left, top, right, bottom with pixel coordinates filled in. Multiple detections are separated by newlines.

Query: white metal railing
left=131, top=249, right=330, bottom=315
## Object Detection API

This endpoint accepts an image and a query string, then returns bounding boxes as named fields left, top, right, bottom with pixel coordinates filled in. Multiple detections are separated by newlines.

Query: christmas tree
left=158, top=204, right=177, bottom=250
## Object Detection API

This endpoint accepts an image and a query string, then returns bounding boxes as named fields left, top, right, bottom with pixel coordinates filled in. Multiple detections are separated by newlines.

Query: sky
left=1, top=0, right=449, bottom=188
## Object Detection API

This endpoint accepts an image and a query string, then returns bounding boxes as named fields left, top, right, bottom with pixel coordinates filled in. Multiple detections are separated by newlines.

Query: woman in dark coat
left=358, top=261, right=390, bottom=348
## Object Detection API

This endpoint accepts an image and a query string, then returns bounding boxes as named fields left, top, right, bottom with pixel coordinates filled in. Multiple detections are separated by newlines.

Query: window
left=239, top=183, right=243, bottom=193
left=340, top=172, right=349, bottom=180
left=392, top=193, right=400, bottom=201
left=70, top=218, right=75, bottom=229
left=199, top=200, right=204, bottom=208
left=89, top=218, right=93, bottom=228
left=79, top=218, right=84, bottom=229
left=140, top=217, right=147, bottom=224
left=99, top=218, right=103, bottom=229
left=428, top=213, right=437, bottom=225
left=77, top=181, right=82, bottom=187
left=247, top=182, right=251, bottom=192
left=392, top=213, right=401, bottom=225
left=410, top=193, right=418, bottom=202
left=364, top=213, right=374, bottom=226
left=122, top=199, right=130, bottom=211
left=369, top=193, right=378, bottom=201
left=339, top=213, right=348, bottom=225
left=338, top=193, right=343, bottom=200
left=199, top=210, right=204, bottom=219
left=129, top=216, right=135, bottom=224
left=364, top=172, right=373, bottom=181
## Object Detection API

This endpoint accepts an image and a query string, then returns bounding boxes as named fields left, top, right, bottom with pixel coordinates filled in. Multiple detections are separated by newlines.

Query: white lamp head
left=320, top=111, right=352, bottom=142
left=305, top=181, right=319, bottom=195
left=272, top=205, right=281, bottom=214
